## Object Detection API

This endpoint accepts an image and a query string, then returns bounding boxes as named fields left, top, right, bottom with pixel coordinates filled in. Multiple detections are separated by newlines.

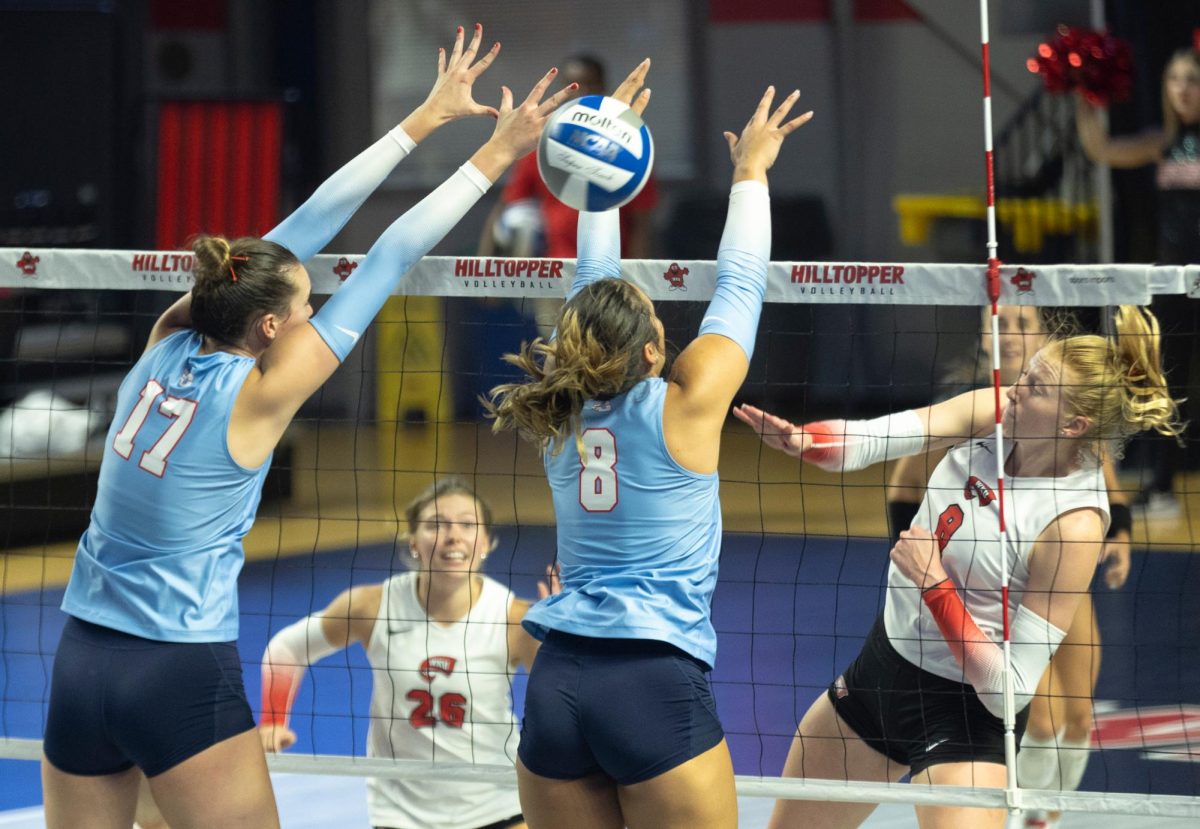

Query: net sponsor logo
left=131, top=253, right=195, bottom=285
left=664, top=262, right=689, bottom=291
left=15, top=251, right=39, bottom=276
left=963, top=475, right=996, bottom=506
left=418, top=656, right=457, bottom=681
left=333, top=256, right=358, bottom=283
left=1011, top=267, right=1036, bottom=294
left=453, top=257, right=564, bottom=292
left=789, top=264, right=906, bottom=296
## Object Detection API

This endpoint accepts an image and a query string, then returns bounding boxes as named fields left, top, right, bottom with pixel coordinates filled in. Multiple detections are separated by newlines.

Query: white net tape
left=5, top=247, right=1199, bottom=303
left=3, top=248, right=1199, bottom=820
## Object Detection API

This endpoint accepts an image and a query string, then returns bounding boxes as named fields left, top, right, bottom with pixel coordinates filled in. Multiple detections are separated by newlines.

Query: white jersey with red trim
left=364, top=571, right=521, bottom=829
left=884, top=437, right=1108, bottom=684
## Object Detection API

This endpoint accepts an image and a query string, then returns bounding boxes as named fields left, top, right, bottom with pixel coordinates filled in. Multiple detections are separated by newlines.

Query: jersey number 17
left=112, top=379, right=198, bottom=477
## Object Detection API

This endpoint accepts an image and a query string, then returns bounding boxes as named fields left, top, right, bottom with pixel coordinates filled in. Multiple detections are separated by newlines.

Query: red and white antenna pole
left=979, top=0, right=1019, bottom=803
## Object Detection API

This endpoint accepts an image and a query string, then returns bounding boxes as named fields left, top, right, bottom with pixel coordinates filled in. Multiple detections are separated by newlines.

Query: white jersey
left=364, top=572, right=521, bottom=829
left=884, top=438, right=1108, bottom=684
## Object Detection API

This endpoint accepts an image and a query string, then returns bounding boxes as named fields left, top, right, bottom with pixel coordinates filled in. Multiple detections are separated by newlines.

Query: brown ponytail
left=484, top=279, right=659, bottom=456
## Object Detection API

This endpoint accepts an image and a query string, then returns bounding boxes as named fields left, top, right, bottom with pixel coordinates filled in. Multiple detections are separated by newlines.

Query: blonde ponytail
left=1042, top=305, right=1184, bottom=460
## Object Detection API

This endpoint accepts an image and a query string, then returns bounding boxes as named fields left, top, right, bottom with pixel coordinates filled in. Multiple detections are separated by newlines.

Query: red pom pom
left=1027, top=25, right=1133, bottom=106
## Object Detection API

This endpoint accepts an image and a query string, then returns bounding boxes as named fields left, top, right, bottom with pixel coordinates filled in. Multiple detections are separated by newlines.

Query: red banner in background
left=154, top=101, right=282, bottom=250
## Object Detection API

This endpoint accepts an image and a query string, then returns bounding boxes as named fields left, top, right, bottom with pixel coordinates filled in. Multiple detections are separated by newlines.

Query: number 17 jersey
left=62, top=330, right=269, bottom=643
left=525, top=377, right=723, bottom=668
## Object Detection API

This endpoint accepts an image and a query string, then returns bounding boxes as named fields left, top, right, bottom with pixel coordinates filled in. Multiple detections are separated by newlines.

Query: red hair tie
left=229, top=254, right=249, bottom=283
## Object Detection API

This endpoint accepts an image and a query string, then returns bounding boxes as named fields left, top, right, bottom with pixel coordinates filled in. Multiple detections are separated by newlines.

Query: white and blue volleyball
left=537, top=94, right=653, bottom=212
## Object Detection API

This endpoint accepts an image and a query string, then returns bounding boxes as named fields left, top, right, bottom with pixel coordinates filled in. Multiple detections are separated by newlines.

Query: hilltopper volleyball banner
left=0, top=249, right=1160, bottom=306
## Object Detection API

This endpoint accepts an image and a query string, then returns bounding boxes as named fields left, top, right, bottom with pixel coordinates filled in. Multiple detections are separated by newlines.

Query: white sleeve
left=264, top=126, right=416, bottom=262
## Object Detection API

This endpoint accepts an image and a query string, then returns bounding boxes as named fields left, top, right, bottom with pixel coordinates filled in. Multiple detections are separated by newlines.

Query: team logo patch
left=332, top=256, right=358, bottom=282
left=964, top=475, right=996, bottom=506
left=1011, top=267, right=1036, bottom=294
left=16, top=251, right=39, bottom=276
left=418, top=656, right=457, bottom=681
left=833, top=674, right=849, bottom=699
left=663, top=262, right=689, bottom=290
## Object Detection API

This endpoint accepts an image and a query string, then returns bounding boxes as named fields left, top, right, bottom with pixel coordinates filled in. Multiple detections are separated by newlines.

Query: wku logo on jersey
left=963, top=475, right=996, bottom=506
left=1092, top=704, right=1200, bottom=762
left=418, top=656, right=457, bottom=681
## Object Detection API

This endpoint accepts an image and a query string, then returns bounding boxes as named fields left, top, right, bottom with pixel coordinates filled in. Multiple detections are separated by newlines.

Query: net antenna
left=977, top=0, right=1022, bottom=809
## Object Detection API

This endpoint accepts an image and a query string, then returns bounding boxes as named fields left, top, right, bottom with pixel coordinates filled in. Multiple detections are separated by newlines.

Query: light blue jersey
left=524, top=378, right=722, bottom=667
left=62, top=331, right=267, bottom=642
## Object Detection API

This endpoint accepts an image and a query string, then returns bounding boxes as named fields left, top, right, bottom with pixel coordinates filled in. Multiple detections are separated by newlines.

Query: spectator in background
left=1076, top=47, right=1200, bottom=519
left=478, top=53, right=660, bottom=262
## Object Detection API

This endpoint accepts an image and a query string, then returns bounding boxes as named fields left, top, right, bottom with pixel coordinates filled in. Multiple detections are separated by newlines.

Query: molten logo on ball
left=537, top=94, right=654, bottom=212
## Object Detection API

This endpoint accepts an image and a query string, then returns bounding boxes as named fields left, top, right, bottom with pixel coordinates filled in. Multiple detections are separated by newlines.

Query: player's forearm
left=699, top=181, right=771, bottom=360
left=570, top=211, right=622, bottom=300
left=264, top=127, right=417, bottom=262
left=259, top=614, right=342, bottom=726
left=922, top=581, right=1065, bottom=718
left=309, top=162, right=492, bottom=360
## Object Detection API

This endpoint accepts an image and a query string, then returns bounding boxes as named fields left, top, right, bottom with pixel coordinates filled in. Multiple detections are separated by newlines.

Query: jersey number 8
left=579, top=428, right=618, bottom=512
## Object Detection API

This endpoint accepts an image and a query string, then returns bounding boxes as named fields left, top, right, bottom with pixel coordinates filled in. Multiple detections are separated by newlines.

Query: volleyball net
left=2, top=248, right=1200, bottom=819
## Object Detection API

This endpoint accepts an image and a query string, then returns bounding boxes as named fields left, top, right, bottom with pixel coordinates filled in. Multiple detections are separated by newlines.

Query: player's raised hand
left=732, top=403, right=813, bottom=458
left=611, top=58, right=652, bottom=116
left=492, top=69, right=580, bottom=158
left=725, top=86, right=813, bottom=183
left=419, top=23, right=501, bottom=123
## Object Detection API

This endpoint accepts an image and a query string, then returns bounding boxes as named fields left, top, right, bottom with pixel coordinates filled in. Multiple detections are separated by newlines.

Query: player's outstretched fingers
left=521, top=67, right=559, bottom=108
left=537, top=82, right=580, bottom=117
left=630, top=88, right=652, bottom=116
left=613, top=58, right=651, bottom=105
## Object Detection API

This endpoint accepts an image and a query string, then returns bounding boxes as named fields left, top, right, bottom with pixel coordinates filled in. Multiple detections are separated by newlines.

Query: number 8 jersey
left=526, top=377, right=723, bottom=668
left=62, top=330, right=269, bottom=642
left=883, top=437, right=1108, bottom=684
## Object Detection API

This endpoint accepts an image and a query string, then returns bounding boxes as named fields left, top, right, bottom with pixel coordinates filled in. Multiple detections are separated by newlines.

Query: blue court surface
left=3, top=530, right=1200, bottom=815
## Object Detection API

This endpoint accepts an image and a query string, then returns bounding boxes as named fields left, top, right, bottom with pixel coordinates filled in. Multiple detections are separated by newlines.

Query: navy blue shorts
left=828, top=616, right=1028, bottom=777
left=518, top=630, right=724, bottom=786
left=43, top=616, right=256, bottom=777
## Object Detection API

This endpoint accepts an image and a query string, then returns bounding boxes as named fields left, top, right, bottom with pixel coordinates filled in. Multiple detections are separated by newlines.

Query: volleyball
left=536, top=94, right=654, bottom=212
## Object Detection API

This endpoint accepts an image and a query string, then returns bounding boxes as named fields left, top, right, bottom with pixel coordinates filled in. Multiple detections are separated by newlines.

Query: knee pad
left=1055, top=734, right=1092, bottom=792
left=1018, top=729, right=1062, bottom=789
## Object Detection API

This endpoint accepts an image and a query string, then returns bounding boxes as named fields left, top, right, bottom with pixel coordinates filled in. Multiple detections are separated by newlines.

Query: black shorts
left=43, top=616, right=256, bottom=777
left=827, top=616, right=1028, bottom=777
left=518, top=630, right=724, bottom=786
